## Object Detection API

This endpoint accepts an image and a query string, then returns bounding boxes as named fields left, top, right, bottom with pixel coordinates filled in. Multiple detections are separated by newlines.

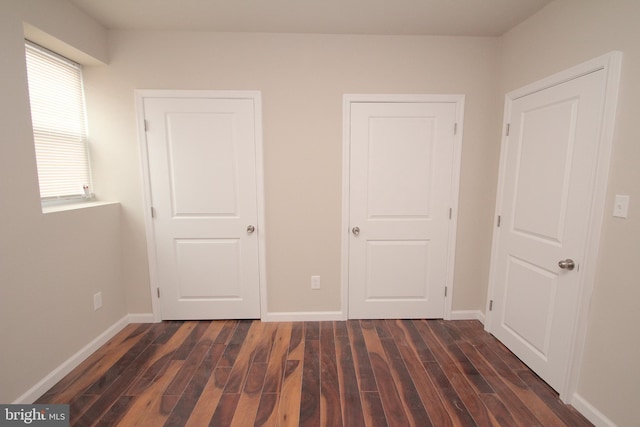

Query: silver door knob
left=558, top=259, right=575, bottom=270
left=247, top=225, right=255, bottom=234
left=352, top=226, right=360, bottom=236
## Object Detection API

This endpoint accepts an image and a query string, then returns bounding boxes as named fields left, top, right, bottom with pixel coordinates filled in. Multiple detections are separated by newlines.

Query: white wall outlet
left=311, top=276, right=321, bottom=290
left=93, top=292, right=102, bottom=310
left=613, top=194, right=630, bottom=218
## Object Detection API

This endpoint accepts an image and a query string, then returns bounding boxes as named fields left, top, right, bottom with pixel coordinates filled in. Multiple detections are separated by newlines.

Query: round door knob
left=352, top=226, right=360, bottom=236
left=558, top=259, right=575, bottom=270
left=247, top=225, right=255, bottom=234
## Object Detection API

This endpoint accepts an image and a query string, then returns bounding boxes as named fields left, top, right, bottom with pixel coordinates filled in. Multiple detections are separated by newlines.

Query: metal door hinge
left=151, top=206, right=156, bottom=218
left=497, top=215, right=501, bottom=227
left=454, top=123, right=458, bottom=135
left=157, top=288, right=160, bottom=298
left=489, top=300, right=493, bottom=311
left=506, top=123, right=510, bottom=136
left=144, top=120, right=149, bottom=132
left=444, top=286, right=448, bottom=297
left=449, top=208, right=452, bottom=219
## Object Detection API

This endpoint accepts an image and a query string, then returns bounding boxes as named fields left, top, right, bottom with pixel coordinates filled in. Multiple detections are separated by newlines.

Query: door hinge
left=144, top=120, right=149, bottom=132
left=151, top=206, right=156, bottom=218
left=489, top=300, right=493, bottom=311
left=444, top=286, right=448, bottom=297
left=506, top=123, right=510, bottom=136
left=454, top=123, right=458, bottom=135
left=449, top=208, right=452, bottom=219
left=497, top=215, right=501, bottom=227
left=157, top=288, right=160, bottom=298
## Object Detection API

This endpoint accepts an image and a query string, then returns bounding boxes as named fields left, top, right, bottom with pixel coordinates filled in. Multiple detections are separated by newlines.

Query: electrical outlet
left=311, top=276, right=321, bottom=290
left=93, top=292, right=102, bottom=310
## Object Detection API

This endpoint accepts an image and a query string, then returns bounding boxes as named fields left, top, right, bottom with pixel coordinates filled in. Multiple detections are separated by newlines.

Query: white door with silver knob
left=487, top=69, right=609, bottom=393
left=142, top=92, right=263, bottom=320
left=346, top=97, right=462, bottom=319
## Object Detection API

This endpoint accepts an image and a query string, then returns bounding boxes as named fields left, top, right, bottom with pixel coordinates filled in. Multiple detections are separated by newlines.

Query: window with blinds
left=25, top=41, right=92, bottom=201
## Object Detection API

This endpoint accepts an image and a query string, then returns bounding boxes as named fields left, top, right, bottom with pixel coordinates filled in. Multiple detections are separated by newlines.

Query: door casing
left=486, top=52, right=622, bottom=402
left=135, top=90, right=267, bottom=322
left=341, top=94, right=465, bottom=320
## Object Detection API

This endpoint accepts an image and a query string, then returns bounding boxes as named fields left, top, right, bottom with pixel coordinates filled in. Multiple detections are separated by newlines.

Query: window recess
left=24, top=41, right=93, bottom=203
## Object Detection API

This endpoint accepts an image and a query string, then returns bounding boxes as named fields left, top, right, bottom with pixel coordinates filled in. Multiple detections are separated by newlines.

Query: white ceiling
left=68, top=0, right=552, bottom=36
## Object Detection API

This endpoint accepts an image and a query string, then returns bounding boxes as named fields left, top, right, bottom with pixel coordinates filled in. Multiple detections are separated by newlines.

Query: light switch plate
left=613, top=195, right=630, bottom=218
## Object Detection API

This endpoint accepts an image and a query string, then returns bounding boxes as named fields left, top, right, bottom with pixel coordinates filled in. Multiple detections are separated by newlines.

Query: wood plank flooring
left=36, top=319, right=592, bottom=426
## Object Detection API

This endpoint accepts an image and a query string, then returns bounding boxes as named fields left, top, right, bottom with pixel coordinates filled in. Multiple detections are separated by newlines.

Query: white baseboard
left=262, top=311, right=345, bottom=322
left=571, top=393, right=617, bottom=427
left=13, top=315, right=130, bottom=404
left=449, top=310, right=486, bottom=323
left=127, top=313, right=157, bottom=323
left=263, top=310, right=486, bottom=323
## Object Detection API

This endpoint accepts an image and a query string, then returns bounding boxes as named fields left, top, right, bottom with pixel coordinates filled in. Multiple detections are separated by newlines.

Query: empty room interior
left=1, top=0, right=639, bottom=426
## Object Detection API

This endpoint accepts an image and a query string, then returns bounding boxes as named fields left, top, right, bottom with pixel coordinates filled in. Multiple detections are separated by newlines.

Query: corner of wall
left=20, top=0, right=109, bottom=65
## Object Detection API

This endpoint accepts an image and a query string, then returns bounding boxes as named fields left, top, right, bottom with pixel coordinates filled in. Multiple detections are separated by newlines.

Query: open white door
left=345, top=96, right=463, bottom=319
left=487, top=53, right=621, bottom=397
left=140, top=92, right=264, bottom=320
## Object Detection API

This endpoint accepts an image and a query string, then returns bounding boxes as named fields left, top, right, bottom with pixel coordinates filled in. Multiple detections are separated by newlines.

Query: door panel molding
left=341, top=94, right=465, bottom=320
left=135, top=90, right=266, bottom=322
left=486, top=52, right=622, bottom=402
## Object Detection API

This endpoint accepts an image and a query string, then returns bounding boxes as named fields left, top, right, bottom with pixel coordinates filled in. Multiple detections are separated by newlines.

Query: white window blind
left=25, top=42, right=92, bottom=200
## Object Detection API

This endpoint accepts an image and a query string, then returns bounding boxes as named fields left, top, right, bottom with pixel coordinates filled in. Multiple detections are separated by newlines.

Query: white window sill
left=42, top=200, right=120, bottom=214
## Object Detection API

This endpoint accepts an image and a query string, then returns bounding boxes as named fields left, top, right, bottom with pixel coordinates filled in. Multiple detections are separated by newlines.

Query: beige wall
left=19, top=0, right=108, bottom=65
left=0, top=0, right=126, bottom=403
left=84, top=31, right=501, bottom=314
left=0, top=0, right=502, bottom=402
left=500, top=0, right=640, bottom=425
left=4, top=0, right=638, bottom=424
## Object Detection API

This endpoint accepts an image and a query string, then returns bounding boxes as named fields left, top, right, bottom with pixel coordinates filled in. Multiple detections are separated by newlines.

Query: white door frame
left=341, top=94, right=465, bottom=320
left=486, top=52, right=622, bottom=402
left=135, top=90, right=268, bottom=322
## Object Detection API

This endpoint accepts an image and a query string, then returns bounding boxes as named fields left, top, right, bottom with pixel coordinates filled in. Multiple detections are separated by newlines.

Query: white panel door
left=144, top=96, right=261, bottom=320
left=489, top=70, right=606, bottom=392
left=348, top=101, right=457, bottom=319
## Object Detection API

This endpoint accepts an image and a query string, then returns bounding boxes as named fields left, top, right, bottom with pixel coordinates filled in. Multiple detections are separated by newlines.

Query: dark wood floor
left=36, top=319, right=592, bottom=426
